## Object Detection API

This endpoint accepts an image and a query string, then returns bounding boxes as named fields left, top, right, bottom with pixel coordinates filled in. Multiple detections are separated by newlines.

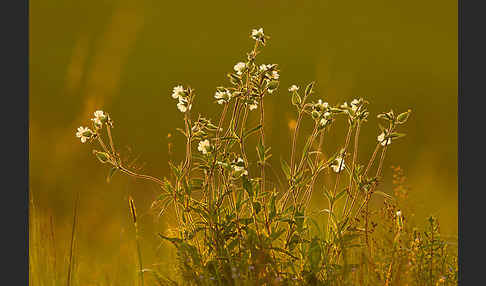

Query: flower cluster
left=233, top=62, right=246, bottom=76
left=171, top=85, right=192, bottom=113
left=90, top=110, right=112, bottom=130
left=340, top=98, right=369, bottom=123
left=259, top=64, right=279, bottom=94
left=309, top=99, right=333, bottom=128
left=216, top=157, right=249, bottom=178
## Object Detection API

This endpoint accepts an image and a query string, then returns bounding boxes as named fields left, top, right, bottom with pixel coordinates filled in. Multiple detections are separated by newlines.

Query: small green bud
left=304, top=81, right=315, bottom=97
left=396, top=109, right=412, bottom=124
left=291, top=92, right=302, bottom=107
left=93, top=150, right=111, bottom=164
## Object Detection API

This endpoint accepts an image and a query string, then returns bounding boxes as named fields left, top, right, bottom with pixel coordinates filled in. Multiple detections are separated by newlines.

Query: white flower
left=319, top=118, right=328, bottom=127
left=233, top=165, right=248, bottom=176
left=91, top=117, right=102, bottom=126
left=377, top=132, right=391, bottom=146
left=288, top=85, right=299, bottom=92
left=91, top=110, right=107, bottom=126
left=323, top=111, right=331, bottom=118
left=341, top=102, right=348, bottom=109
left=232, top=158, right=248, bottom=177
left=259, top=64, right=271, bottom=72
left=177, top=102, right=187, bottom=113
left=251, top=28, right=264, bottom=40
left=317, top=99, right=329, bottom=109
left=214, top=90, right=232, bottom=104
left=248, top=100, right=258, bottom=111
left=197, top=139, right=211, bottom=155
left=271, top=70, right=279, bottom=80
left=75, top=126, right=93, bottom=143
left=332, top=156, right=346, bottom=173
left=234, top=62, right=246, bottom=75
left=351, top=99, right=359, bottom=112
left=177, top=97, right=190, bottom=113
left=93, top=110, right=106, bottom=121
left=396, top=210, right=402, bottom=217
left=172, top=85, right=185, bottom=99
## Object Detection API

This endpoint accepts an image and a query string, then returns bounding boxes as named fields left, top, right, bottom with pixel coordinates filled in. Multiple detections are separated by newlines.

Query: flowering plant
left=75, top=28, right=457, bottom=285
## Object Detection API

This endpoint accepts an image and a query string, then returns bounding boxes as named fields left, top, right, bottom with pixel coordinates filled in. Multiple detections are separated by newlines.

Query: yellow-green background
left=30, top=0, right=457, bottom=283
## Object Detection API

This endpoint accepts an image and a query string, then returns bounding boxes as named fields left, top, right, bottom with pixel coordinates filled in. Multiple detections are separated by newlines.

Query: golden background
left=30, top=0, right=457, bottom=282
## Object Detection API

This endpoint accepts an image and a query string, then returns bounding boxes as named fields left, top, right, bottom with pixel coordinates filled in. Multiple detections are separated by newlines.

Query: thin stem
left=290, top=112, right=304, bottom=177
left=303, top=130, right=325, bottom=211
left=106, top=125, right=116, bottom=155
left=118, top=166, right=165, bottom=187
left=327, top=124, right=353, bottom=234
left=259, top=96, right=265, bottom=194
left=206, top=103, right=229, bottom=203
left=342, top=122, right=361, bottom=216
left=239, top=103, right=250, bottom=168
left=344, top=143, right=380, bottom=219
left=354, top=145, right=388, bottom=219
left=97, top=136, right=110, bottom=154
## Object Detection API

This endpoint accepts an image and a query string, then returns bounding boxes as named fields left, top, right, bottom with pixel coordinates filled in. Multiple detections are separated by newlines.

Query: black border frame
left=2, top=0, right=29, bottom=283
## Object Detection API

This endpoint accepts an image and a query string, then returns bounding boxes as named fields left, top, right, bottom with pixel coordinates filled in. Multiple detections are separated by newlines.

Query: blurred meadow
left=30, top=0, right=457, bottom=284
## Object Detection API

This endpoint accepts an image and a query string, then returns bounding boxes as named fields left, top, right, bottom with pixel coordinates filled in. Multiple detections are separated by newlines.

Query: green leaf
left=256, top=141, right=265, bottom=162
left=280, top=158, right=291, bottom=180
left=322, top=187, right=332, bottom=202
left=308, top=238, right=322, bottom=272
left=374, top=191, right=395, bottom=201
left=236, top=188, right=243, bottom=211
left=243, top=124, right=262, bottom=139
left=304, top=81, right=315, bottom=97
left=396, top=109, right=412, bottom=124
left=291, top=92, right=302, bottom=107
left=295, top=210, right=305, bottom=233
left=388, top=132, right=407, bottom=139
left=269, top=193, right=277, bottom=220
left=242, top=176, right=253, bottom=197
left=334, top=188, right=348, bottom=203
left=93, top=150, right=111, bottom=164
left=158, top=234, right=182, bottom=244
left=168, top=161, right=182, bottom=178
left=228, top=73, right=240, bottom=85
left=269, top=228, right=286, bottom=241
